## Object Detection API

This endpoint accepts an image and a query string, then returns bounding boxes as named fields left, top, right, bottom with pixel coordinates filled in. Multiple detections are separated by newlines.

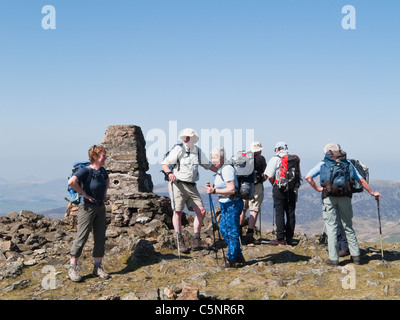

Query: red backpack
left=275, top=154, right=301, bottom=192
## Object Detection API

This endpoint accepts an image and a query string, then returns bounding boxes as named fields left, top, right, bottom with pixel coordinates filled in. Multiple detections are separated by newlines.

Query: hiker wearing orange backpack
left=265, top=142, right=301, bottom=246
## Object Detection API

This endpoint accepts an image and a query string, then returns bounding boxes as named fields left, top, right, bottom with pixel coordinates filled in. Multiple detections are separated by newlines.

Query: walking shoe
left=351, top=255, right=361, bottom=265
left=68, top=264, right=82, bottom=282
left=192, top=236, right=210, bottom=251
left=325, top=259, right=339, bottom=267
left=93, top=264, right=110, bottom=280
left=269, top=239, right=287, bottom=246
left=219, top=257, right=236, bottom=268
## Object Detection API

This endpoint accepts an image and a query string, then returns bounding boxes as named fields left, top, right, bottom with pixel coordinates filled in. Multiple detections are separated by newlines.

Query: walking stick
left=171, top=182, right=180, bottom=259
left=376, top=196, right=384, bottom=260
left=272, top=207, right=276, bottom=237
left=209, top=193, right=227, bottom=264
left=209, top=194, right=219, bottom=263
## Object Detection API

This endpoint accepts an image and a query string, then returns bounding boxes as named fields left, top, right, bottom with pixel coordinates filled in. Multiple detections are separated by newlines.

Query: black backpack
left=275, top=154, right=301, bottom=192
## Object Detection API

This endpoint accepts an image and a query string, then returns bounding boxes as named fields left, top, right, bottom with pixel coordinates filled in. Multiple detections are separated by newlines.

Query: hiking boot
left=286, top=237, right=294, bottom=246
left=192, top=237, right=210, bottom=251
left=235, top=255, right=246, bottom=264
left=325, top=259, right=339, bottom=267
left=219, top=257, right=236, bottom=268
left=242, top=233, right=261, bottom=246
left=93, top=264, right=110, bottom=280
left=177, top=237, right=190, bottom=254
left=269, top=239, right=287, bottom=246
left=68, top=264, right=82, bottom=282
left=339, top=249, right=350, bottom=257
left=351, top=255, right=361, bottom=265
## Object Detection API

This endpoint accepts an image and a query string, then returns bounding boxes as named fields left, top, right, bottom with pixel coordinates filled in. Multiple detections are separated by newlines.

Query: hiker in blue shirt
left=67, top=145, right=110, bottom=282
left=206, top=147, right=244, bottom=268
left=305, top=142, right=381, bottom=266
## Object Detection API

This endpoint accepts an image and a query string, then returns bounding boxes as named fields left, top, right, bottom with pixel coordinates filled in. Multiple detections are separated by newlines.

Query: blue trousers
left=219, top=198, right=244, bottom=262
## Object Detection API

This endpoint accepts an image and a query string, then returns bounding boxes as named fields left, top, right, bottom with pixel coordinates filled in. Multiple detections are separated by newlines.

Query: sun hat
left=250, top=141, right=263, bottom=153
left=179, top=128, right=199, bottom=144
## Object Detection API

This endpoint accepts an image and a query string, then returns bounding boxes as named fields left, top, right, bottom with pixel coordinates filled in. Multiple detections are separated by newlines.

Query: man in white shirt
left=161, top=128, right=217, bottom=253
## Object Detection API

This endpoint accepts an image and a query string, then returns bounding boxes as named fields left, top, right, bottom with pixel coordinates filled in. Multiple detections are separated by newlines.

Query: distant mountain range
left=0, top=176, right=67, bottom=215
left=1, top=176, right=398, bottom=242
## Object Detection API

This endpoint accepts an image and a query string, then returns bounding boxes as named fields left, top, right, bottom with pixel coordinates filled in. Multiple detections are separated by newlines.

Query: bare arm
left=305, top=175, right=323, bottom=192
left=161, top=164, right=176, bottom=183
left=267, top=176, right=275, bottom=186
left=68, top=176, right=94, bottom=202
left=359, top=178, right=381, bottom=198
left=206, top=180, right=235, bottom=195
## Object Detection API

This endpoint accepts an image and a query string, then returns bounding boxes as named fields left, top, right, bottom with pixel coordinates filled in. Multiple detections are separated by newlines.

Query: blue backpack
left=65, top=162, right=90, bottom=204
left=320, top=150, right=355, bottom=198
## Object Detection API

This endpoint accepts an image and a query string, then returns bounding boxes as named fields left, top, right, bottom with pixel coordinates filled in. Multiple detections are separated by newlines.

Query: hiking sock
left=246, top=228, right=254, bottom=235
left=193, top=232, right=201, bottom=239
left=94, top=261, right=102, bottom=267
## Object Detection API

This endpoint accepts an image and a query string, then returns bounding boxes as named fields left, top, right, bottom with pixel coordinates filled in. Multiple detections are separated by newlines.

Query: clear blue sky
left=0, top=0, right=399, bottom=186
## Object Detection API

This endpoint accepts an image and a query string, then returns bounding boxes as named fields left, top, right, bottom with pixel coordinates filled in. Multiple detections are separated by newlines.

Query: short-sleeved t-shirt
left=306, top=161, right=363, bottom=181
left=214, top=164, right=239, bottom=203
left=162, top=144, right=211, bottom=183
left=74, top=166, right=109, bottom=202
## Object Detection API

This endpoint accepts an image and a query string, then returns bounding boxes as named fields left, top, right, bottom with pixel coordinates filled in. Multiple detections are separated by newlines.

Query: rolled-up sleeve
left=306, top=162, right=323, bottom=178
left=199, top=148, right=212, bottom=170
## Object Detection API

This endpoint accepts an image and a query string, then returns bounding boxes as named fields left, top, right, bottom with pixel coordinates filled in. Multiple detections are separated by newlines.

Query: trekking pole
left=375, top=196, right=384, bottom=260
left=171, top=182, right=180, bottom=259
left=209, top=193, right=219, bottom=263
left=209, top=193, right=227, bottom=263
left=272, top=207, right=276, bottom=237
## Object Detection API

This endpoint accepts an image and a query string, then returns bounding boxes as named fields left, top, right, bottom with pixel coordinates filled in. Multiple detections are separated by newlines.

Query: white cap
left=275, top=141, right=288, bottom=150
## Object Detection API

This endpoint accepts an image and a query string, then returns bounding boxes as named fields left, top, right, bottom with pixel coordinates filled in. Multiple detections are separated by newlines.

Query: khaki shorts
left=243, top=183, right=264, bottom=213
left=168, top=180, right=204, bottom=212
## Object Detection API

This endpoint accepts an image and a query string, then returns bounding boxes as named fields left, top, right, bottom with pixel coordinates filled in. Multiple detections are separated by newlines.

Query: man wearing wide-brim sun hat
left=161, top=128, right=218, bottom=254
left=240, top=141, right=267, bottom=245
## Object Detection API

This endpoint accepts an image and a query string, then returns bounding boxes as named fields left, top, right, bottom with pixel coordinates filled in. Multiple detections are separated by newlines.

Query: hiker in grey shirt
left=265, top=142, right=297, bottom=246
left=161, top=128, right=218, bottom=253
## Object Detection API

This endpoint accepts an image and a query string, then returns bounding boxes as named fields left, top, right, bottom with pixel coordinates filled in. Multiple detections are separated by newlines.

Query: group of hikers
left=66, top=128, right=381, bottom=282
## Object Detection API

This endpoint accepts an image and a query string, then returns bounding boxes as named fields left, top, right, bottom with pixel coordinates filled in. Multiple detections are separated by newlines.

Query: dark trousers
left=273, top=186, right=296, bottom=240
left=337, top=216, right=349, bottom=251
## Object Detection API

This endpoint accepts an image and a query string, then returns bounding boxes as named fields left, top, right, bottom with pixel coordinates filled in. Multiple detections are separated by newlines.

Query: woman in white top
left=206, top=147, right=244, bottom=268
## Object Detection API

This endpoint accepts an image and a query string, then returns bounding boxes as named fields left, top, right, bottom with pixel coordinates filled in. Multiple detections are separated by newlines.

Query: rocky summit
left=1, top=208, right=400, bottom=300
left=1, top=124, right=400, bottom=300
